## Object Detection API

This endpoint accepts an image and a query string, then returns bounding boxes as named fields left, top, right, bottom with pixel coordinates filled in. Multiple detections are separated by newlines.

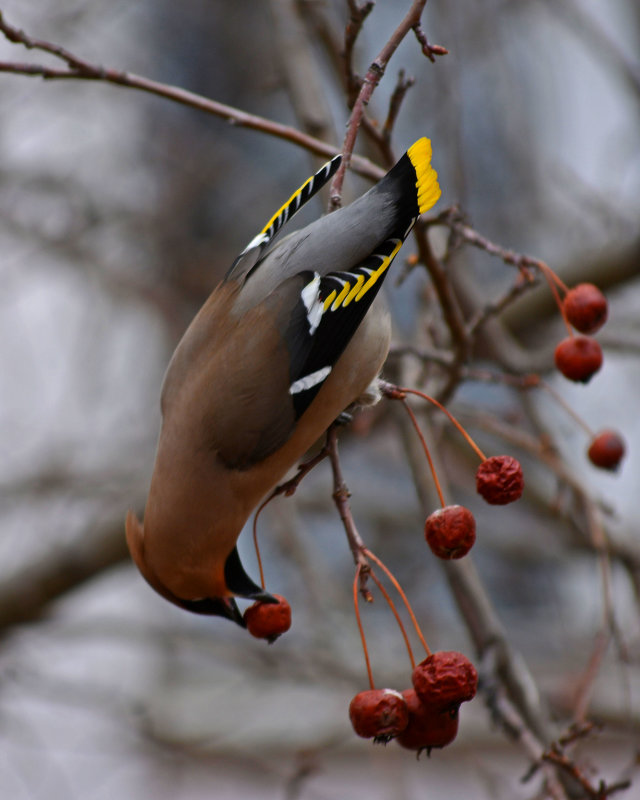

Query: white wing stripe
left=240, top=232, right=269, bottom=254
left=289, top=366, right=332, bottom=395
left=301, top=272, right=323, bottom=335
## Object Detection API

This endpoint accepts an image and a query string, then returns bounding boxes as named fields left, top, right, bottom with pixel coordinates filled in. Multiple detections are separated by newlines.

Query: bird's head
left=125, top=510, right=274, bottom=626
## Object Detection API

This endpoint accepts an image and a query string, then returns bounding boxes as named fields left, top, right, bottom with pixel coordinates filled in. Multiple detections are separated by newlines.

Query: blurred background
left=0, top=1, right=639, bottom=798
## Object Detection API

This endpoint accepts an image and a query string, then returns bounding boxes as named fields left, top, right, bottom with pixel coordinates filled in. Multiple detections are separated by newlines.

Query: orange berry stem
left=252, top=499, right=269, bottom=590
left=536, top=259, right=569, bottom=294
left=401, top=399, right=447, bottom=508
left=363, top=547, right=432, bottom=657
left=535, top=261, right=573, bottom=337
left=369, top=568, right=416, bottom=670
left=537, top=378, right=595, bottom=437
left=250, top=446, right=332, bottom=591
left=399, top=387, right=487, bottom=463
left=353, top=563, right=375, bottom=690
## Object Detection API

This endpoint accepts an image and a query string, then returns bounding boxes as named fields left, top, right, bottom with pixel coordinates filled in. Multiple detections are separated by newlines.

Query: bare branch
left=387, top=392, right=557, bottom=747
left=413, top=220, right=472, bottom=403
left=383, top=69, right=415, bottom=143
left=0, top=12, right=383, bottom=181
left=0, top=514, right=130, bottom=634
left=329, top=0, right=439, bottom=208
left=325, top=425, right=372, bottom=592
left=343, top=0, right=375, bottom=105
left=268, top=0, right=336, bottom=143
left=411, top=20, right=449, bottom=62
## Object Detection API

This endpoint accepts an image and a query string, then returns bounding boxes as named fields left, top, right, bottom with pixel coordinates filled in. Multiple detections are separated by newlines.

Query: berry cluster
left=553, top=283, right=607, bottom=384
left=349, top=651, right=477, bottom=754
left=397, top=388, right=525, bottom=564
left=246, top=274, right=625, bottom=756
left=543, top=278, right=625, bottom=471
left=423, top=454, right=524, bottom=560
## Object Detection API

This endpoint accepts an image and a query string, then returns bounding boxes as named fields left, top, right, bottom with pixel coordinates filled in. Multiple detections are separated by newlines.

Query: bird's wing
left=197, top=235, right=405, bottom=469
left=270, top=234, right=407, bottom=420
left=224, top=153, right=342, bottom=284
left=185, top=138, right=441, bottom=466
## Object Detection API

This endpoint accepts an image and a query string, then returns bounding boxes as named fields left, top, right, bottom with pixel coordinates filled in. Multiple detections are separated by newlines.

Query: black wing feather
left=282, top=235, right=410, bottom=419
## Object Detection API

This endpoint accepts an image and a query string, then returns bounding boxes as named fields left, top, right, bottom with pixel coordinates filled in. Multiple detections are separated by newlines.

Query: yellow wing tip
left=408, top=137, right=441, bottom=214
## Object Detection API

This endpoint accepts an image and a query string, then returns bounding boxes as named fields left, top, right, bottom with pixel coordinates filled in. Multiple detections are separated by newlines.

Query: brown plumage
left=126, top=138, right=441, bottom=625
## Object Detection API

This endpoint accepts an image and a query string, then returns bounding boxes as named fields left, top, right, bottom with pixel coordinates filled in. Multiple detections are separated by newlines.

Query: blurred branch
left=387, top=390, right=631, bottom=797
left=501, top=236, right=640, bottom=333
left=0, top=464, right=141, bottom=503
left=488, top=669, right=569, bottom=800
left=343, top=0, right=375, bottom=105
left=268, top=0, right=336, bottom=143
left=432, top=206, right=543, bottom=277
left=0, top=12, right=383, bottom=181
left=0, top=205, right=190, bottom=339
left=414, top=221, right=472, bottom=403
left=0, top=514, right=130, bottom=634
left=541, top=0, right=640, bottom=101
left=457, top=406, right=640, bottom=606
left=390, top=397, right=554, bottom=743
left=382, top=69, right=416, bottom=143
left=329, top=0, right=446, bottom=208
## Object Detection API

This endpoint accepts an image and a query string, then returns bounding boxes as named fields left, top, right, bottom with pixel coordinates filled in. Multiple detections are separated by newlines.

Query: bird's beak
left=126, top=511, right=276, bottom=626
left=223, top=546, right=277, bottom=603
left=173, top=548, right=277, bottom=626
left=178, top=595, right=247, bottom=626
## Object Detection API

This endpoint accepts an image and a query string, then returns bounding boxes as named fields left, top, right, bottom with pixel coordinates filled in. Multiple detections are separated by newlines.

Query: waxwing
left=126, top=137, right=441, bottom=625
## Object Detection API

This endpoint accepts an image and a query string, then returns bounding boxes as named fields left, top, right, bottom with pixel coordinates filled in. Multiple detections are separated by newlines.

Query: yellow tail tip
left=408, top=137, right=441, bottom=215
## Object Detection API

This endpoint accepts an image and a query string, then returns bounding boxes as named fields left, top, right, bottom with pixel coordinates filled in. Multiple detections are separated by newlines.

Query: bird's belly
left=230, top=298, right=392, bottom=502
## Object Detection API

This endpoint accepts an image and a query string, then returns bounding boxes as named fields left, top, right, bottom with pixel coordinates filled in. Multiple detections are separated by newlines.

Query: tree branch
left=329, top=0, right=442, bottom=208
left=0, top=514, right=130, bottom=634
left=0, top=12, right=383, bottom=181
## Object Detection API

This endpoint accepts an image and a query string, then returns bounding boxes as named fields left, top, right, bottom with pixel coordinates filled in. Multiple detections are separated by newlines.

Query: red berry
left=554, top=336, right=603, bottom=383
left=412, top=651, right=478, bottom=711
left=244, top=594, right=291, bottom=642
left=587, top=430, right=625, bottom=471
left=349, top=688, right=409, bottom=741
left=563, top=283, right=608, bottom=334
left=395, top=689, right=460, bottom=753
left=476, top=455, right=524, bottom=505
left=424, top=505, right=476, bottom=559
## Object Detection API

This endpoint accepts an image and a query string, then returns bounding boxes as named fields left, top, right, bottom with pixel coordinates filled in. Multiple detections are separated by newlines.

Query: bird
left=126, top=137, right=441, bottom=626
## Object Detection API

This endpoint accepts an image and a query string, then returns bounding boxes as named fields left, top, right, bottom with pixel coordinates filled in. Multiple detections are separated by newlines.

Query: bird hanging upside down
left=126, top=138, right=441, bottom=625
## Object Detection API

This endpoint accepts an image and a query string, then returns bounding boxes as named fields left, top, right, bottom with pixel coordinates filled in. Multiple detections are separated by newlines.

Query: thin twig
left=382, top=69, right=415, bottom=143
left=368, top=569, right=416, bottom=670
left=381, top=380, right=487, bottom=461
left=363, top=548, right=431, bottom=657
left=400, top=398, right=447, bottom=507
left=343, top=0, right=375, bottom=106
left=413, top=219, right=472, bottom=403
left=330, top=0, right=434, bottom=208
left=466, top=272, right=538, bottom=337
left=251, top=445, right=332, bottom=588
left=411, top=20, right=449, bottom=63
left=485, top=685, right=568, bottom=800
left=325, top=426, right=371, bottom=593
left=353, top=564, right=375, bottom=689
left=433, top=206, right=572, bottom=312
left=0, top=12, right=383, bottom=181
left=542, top=744, right=631, bottom=799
